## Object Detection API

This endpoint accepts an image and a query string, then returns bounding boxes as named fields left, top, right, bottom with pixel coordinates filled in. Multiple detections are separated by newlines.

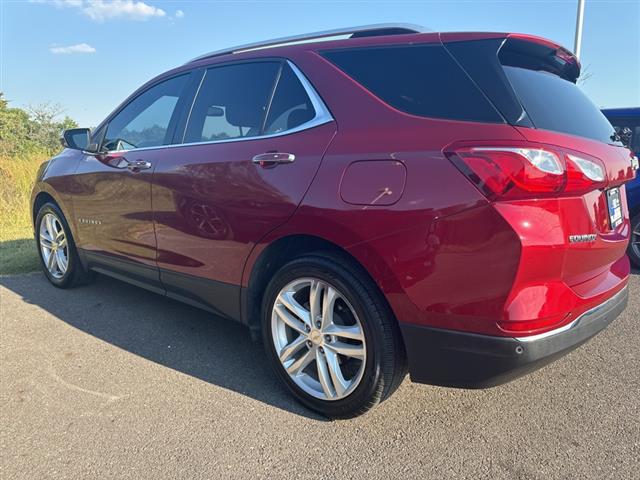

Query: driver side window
left=103, top=74, right=189, bottom=152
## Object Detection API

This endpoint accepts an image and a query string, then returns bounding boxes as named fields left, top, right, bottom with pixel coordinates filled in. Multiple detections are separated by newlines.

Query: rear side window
left=503, top=66, right=617, bottom=144
left=104, top=74, right=188, bottom=151
left=263, top=64, right=315, bottom=135
left=184, top=62, right=280, bottom=143
left=321, top=44, right=503, bottom=123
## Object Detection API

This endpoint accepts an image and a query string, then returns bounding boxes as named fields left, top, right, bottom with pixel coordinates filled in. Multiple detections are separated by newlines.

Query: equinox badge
left=569, top=234, right=597, bottom=244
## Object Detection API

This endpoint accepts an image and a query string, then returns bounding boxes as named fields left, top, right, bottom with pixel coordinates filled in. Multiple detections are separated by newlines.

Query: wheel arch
left=32, top=191, right=58, bottom=226
left=32, top=189, right=81, bottom=251
left=32, top=186, right=77, bottom=233
left=241, top=234, right=402, bottom=339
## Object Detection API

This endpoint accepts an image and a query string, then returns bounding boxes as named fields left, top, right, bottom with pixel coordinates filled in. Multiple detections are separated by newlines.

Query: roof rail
left=187, top=23, right=428, bottom=64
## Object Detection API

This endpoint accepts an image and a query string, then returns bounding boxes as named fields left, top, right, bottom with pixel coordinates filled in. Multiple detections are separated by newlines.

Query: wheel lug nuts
left=324, top=335, right=332, bottom=342
left=305, top=324, right=311, bottom=332
left=319, top=347, right=324, bottom=353
left=306, top=340, right=313, bottom=348
left=315, top=321, right=321, bottom=328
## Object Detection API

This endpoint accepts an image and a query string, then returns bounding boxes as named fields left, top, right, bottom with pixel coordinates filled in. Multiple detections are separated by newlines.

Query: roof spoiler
left=500, top=33, right=581, bottom=83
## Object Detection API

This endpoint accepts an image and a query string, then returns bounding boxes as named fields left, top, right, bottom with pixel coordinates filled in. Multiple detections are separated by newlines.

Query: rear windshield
left=503, top=65, right=617, bottom=144
left=321, top=44, right=503, bottom=123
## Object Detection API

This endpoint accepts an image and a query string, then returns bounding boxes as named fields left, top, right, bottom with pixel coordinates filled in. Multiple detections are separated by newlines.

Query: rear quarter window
left=321, top=44, right=503, bottom=123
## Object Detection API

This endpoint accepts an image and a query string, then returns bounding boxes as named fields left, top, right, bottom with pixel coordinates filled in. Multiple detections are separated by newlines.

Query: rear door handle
left=126, top=159, right=152, bottom=172
left=252, top=152, right=295, bottom=168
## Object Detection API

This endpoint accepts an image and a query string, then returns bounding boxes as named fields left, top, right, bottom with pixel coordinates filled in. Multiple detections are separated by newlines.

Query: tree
left=0, top=92, right=78, bottom=157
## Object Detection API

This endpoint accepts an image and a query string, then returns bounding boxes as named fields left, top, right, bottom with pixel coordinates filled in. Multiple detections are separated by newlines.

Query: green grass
left=0, top=152, right=47, bottom=275
left=0, top=238, right=40, bottom=275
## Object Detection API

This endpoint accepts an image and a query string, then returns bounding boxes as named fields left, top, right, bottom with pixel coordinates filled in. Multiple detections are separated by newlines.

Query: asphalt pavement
left=1, top=271, right=638, bottom=479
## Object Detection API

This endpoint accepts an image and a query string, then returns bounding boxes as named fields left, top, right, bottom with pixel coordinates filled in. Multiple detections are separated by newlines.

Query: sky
left=1, top=0, right=638, bottom=127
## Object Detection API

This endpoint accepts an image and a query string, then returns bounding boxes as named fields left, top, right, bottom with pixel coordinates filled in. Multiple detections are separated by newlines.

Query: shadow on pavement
left=0, top=272, right=326, bottom=421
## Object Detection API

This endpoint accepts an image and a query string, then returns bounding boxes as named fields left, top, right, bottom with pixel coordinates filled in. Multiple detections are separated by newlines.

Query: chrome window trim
left=102, top=60, right=333, bottom=155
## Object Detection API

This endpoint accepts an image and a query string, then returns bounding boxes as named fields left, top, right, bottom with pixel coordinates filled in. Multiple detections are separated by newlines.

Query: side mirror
left=60, top=128, right=91, bottom=151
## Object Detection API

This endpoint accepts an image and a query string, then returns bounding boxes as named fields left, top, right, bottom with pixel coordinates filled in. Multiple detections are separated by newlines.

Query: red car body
left=32, top=29, right=635, bottom=388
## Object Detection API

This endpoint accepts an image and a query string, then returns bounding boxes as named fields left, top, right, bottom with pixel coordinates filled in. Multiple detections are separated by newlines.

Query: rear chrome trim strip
left=515, top=286, right=628, bottom=343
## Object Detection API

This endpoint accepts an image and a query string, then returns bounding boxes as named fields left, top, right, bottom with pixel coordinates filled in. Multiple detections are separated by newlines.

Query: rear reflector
left=497, top=314, right=568, bottom=335
left=447, top=145, right=608, bottom=200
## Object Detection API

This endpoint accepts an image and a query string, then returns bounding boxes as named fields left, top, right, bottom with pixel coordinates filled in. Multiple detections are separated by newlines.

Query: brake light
left=448, top=146, right=608, bottom=200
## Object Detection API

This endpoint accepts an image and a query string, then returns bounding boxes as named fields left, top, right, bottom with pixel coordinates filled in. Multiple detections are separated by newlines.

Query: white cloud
left=29, top=0, right=83, bottom=6
left=57, top=0, right=83, bottom=6
left=50, top=43, right=97, bottom=54
left=82, top=0, right=166, bottom=22
left=174, top=9, right=184, bottom=18
left=35, top=0, right=166, bottom=22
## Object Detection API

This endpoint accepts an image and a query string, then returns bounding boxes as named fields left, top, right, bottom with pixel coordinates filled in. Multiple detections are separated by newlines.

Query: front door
left=72, top=73, right=191, bottom=290
left=151, top=60, right=336, bottom=318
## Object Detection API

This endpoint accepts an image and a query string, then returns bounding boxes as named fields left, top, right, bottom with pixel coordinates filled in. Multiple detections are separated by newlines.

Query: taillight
left=565, top=153, right=607, bottom=193
left=448, top=145, right=607, bottom=200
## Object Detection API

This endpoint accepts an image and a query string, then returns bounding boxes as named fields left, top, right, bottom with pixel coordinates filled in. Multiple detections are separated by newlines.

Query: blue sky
left=1, top=0, right=638, bottom=126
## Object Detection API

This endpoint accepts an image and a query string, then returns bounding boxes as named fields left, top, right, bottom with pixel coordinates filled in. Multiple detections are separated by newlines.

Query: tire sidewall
left=35, top=203, right=79, bottom=288
left=261, top=256, right=387, bottom=417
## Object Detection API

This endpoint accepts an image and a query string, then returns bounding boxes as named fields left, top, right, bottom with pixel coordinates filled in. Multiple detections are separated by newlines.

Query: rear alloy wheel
left=262, top=254, right=406, bottom=418
left=271, top=278, right=367, bottom=401
left=628, top=213, right=640, bottom=269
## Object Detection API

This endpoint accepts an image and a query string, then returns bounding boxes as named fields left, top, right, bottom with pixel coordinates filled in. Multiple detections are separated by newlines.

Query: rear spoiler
left=500, top=34, right=581, bottom=83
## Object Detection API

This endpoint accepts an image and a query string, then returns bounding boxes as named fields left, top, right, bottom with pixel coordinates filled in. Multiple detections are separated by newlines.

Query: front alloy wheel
left=35, top=202, right=93, bottom=288
left=271, top=278, right=366, bottom=401
left=39, top=213, right=69, bottom=279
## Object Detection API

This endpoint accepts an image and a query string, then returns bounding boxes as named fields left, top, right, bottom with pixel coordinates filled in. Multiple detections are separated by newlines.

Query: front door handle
left=252, top=152, right=295, bottom=168
left=126, top=159, right=152, bottom=172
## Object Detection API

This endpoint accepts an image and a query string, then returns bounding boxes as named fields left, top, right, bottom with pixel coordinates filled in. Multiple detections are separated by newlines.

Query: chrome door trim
left=100, top=60, right=334, bottom=156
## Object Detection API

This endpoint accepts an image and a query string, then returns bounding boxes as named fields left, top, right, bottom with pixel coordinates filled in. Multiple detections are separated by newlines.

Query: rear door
left=152, top=60, right=336, bottom=319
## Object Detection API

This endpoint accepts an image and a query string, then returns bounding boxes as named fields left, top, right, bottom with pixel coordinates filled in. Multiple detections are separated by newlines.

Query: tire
left=35, top=202, right=94, bottom=288
left=628, top=212, right=640, bottom=269
left=261, top=252, right=407, bottom=418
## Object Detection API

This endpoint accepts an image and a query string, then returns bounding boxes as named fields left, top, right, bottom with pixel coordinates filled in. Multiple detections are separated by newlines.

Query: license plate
left=607, top=187, right=623, bottom=229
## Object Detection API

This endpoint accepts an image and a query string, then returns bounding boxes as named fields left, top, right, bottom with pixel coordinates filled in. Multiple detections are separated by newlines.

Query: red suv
left=32, top=24, right=636, bottom=418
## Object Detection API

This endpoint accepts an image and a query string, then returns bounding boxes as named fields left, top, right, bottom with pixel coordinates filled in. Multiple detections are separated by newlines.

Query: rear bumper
left=400, top=286, right=628, bottom=388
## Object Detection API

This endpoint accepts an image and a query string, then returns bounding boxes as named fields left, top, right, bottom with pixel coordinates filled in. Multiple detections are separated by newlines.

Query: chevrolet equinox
left=32, top=24, right=637, bottom=418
